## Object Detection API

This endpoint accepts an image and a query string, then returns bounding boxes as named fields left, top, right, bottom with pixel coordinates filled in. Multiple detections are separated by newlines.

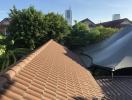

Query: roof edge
left=96, top=18, right=131, bottom=25
left=0, top=39, right=53, bottom=89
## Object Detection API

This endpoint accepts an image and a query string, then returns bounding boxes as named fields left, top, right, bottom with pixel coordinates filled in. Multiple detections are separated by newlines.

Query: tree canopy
left=64, top=22, right=118, bottom=49
left=0, top=6, right=119, bottom=72
left=44, top=13, right=71, bottom=42
left=64, top=22, right=90, bottom=49
left=0, top=34, right=29, bottom=71
left=8, top=6, right=70, bottom=50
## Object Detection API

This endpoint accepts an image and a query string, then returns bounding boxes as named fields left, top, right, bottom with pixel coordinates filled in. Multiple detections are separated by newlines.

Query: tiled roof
left=0, top=18, right=11, bottom=26
left=0, top=40, right=103, bottom=100
left=96, top=76, right=132, bottom=100
left=96, top=18, right=132, bottom=28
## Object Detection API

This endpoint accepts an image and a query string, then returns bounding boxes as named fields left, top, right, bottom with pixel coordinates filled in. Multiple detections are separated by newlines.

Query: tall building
left=112, top=14, right=120, bottom=21
left=65, top=8, right=72, bottom=25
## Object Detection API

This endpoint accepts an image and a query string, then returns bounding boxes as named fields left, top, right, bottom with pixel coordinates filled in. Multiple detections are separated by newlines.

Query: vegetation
left=0, top=6, right=71, bottom=71
left=64, top=22, right=90, bottom=49
left=0, top=34, right=6, bottom=56
left=64, top=22, right=118, bottom=49
left=0, top=35, right=29, bottom=71
left=88, top=26, right=118, bottom=44
left=95, top=26, right=118, bottom=41
left=44, top=13, right=71, bottom=42
left=0, top=6, right=118, bottom=71
left=8, top=6, right=70, bottom=50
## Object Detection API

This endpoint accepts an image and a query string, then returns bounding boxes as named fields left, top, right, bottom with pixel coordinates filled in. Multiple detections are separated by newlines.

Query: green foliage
left=64, top=22, right=89, bottom=49
left=0, top=6, right=71, bottom=72
left=8, top=6, right=70, bottom=50
left=44, top=13, right=71, bottom=42
left=0, top=35, right=29, bottom=72
left=95, top=26, right=118, bottom=40
left=0, top=6, right=118, bottom=71
left=0, top=34, right=6, bottom=56
left=87, top=26, right=118, bottom=44
left=64, top=23, right=118, bottom=49
left=8, top=6, right=46, bottom=50
left=88, top=28, right=100, bottom=43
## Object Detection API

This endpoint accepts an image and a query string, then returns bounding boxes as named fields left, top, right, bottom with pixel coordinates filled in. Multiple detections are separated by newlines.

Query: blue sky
left=0, top=0, right=132, bottom=23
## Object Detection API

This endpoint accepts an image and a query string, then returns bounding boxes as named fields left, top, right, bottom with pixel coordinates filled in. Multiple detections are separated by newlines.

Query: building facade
left=65, top=8, right=72, bottom=25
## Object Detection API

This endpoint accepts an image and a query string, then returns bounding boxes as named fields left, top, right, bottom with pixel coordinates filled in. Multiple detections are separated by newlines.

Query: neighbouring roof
left=96, top=18, right=132, bottom=28
left=82, top=25, right=132, bottom=71
left=80, top=18, right=96, bottom=27
left=0, top=18, right=11, bottom=26
left=0, top=40, right=103, bottom=100
left=96, top=76, right=132, bottom=99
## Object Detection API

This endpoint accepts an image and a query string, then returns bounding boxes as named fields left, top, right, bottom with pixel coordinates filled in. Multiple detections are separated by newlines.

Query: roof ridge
left=97, top=18, right=129, bottom=25
left=0, top=39, right=53, bottom=90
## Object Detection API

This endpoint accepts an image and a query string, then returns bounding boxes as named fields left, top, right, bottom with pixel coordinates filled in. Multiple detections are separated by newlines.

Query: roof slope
left=82, top=26, right=132, bottom=71
left=83, top=26, right=132, bottom=56
left=97, top=76, right=132, bottom=99
left=80, top=18, right=96, bottom=27
left=0, top=18, right=11, bottom=26
left=80, top=18, right=95, bottom=25
left=96, top=18, right=132, bottom=28
left=0, top=40, right=103, bottom=100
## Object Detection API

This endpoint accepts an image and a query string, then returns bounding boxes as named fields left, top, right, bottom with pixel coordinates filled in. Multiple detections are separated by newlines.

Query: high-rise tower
left=112, top=14, right=120, bottom=21
left=65, top=7, right=72, bottom=25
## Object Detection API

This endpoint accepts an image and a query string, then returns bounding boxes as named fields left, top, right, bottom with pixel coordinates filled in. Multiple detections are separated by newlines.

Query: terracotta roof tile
left=0, top=39, right=103, bottom=100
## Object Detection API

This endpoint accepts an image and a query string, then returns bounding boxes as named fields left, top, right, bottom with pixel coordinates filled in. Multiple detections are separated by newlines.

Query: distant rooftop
left=80, top=18, right=96, bottom=27
left=96, top=18, right=132, bottom=28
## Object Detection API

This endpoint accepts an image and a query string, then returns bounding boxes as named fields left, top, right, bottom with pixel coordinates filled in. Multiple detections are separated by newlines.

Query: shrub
left=8, top=6, right=70, bottom=50
left=88, top=28, right=100, bottom=43
left=95, top=26, right=118, bottom=40
left=64, top=22, right=89, bottom=49
left=44, top=13, right=71, bottom=43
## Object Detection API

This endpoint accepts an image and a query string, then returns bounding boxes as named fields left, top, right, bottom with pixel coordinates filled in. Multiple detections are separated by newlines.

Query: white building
left=65, top=8, right=72, bottom=25
left=112, top=14, right=120, bottom=21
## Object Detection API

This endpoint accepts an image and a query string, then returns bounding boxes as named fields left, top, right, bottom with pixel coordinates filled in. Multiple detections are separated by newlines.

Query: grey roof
left=96, top=18, right=132, bottom=28
left=83, top=25, right=132, bottom=71
left=0, top=18, right=11, bottom=26
left=96, top=76, right=132, bottom=100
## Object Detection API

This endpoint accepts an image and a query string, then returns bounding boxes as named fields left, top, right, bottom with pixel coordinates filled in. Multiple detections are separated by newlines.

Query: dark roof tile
left=96, top=18, right=132, bottom=28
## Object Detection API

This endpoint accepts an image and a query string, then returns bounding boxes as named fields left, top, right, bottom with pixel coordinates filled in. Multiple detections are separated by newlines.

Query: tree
left=95, top=26, right=118, bottom=40
left=88, top=28, right=100, bottom=43
left=44, top=13, right=71, bottom=42
left=64, top=22, right=89, bottom=49
left=8, top=6, right=47, bottom=50
left=8, top=6, right=71, bottom=50
left=86, top=26, right=118, bottom=44
left=0, top=35, right=29, bottom=71
left=0, top=34, right=6, bottom=56
left=64, top=22, right=118, bottom=49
